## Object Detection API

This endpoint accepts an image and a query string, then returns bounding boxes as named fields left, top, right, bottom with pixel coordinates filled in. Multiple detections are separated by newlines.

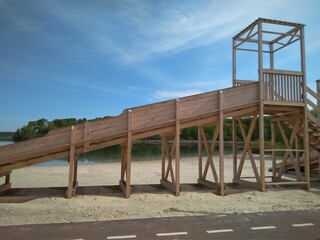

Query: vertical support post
left=232, top=37, right=237, bottom=86
left=232, top=118, right=237, bottom=183
left=198, top=127, right=203, bottom=180
left=300, top=26, right=310, bottom=190
left=219, top=91, right=225, bottom=196
left=270, top=44, right=274, bottom=100
left=161, top=134, right=166, bottom=181
left=316, top=80, right=320, bottom=122
left=0, top=171, right=11, bottom=193
left=73, top=155, right=79, bottom=186
left=67, top=126, right=76, bottom=199
left=175, top=99, right=181, bottom=196
left=258, top=19, right=266, bottom=192
left=5, top=173, right=10, bottom=185
left=120, top=144, right=126, bottom=181
left=125, top=110, right=133, bottom=198
left=271, top=120, right=276, bottom=181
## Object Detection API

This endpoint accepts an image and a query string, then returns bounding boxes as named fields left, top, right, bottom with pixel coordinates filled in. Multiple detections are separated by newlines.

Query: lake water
left=0, top=141, right=241, bottom=166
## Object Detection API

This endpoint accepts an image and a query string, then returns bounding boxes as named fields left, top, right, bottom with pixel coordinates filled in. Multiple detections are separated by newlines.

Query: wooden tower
left=232, top=18, right=311, bottom=191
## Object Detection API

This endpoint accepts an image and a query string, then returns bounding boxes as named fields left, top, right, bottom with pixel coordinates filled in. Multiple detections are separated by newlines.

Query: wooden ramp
left=0, top=83, right=259, bottom=173
left=0, top=83, right=261, bottom=197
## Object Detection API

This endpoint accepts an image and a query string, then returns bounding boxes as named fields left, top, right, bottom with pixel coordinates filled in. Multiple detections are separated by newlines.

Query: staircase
left=273, top=86, right=320, bottom=175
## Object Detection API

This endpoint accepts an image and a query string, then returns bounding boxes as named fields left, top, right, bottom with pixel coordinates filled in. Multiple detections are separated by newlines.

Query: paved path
left=0, top=210, right=319, bottom=239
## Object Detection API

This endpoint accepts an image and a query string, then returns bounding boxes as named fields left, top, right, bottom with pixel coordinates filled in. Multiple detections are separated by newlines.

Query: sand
left=0, top=155, right=319, bottom=226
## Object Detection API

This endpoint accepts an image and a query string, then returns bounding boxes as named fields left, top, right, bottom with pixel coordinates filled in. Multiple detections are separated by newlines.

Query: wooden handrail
left=262, top=68, right=303, bottom=76
left=307, top=86, right=320, bottom=102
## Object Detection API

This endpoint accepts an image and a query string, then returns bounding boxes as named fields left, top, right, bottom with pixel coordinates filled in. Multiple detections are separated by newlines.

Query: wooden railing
left=306, top=86, right=320, bottom=123
left=263, top=69, right=303, bottom=102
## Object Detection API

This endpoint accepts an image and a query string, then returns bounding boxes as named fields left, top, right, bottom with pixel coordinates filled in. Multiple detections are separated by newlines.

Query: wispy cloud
left=2, top=0, right=291, bottom=66
left=153, top=89, right=202, bottom=101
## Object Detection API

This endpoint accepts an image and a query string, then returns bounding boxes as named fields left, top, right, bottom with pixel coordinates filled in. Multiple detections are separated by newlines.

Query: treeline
left=12, top=116, right=274, bottom=143
left=0, top=132, right=15, bottom=141
left=12, top=117, right=112, bottom=142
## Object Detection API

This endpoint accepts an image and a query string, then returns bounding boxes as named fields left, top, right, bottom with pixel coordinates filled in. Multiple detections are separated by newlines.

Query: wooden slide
left=0, top=83, right=260, bottom=175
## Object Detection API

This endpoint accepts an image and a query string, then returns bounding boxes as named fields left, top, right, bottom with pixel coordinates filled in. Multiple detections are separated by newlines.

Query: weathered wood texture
left=0, top=83, right=260, bottom=173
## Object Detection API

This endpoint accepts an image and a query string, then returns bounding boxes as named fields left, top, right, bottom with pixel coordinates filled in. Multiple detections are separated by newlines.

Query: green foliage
left=0, top=132, right=15, bottom=141
left=12, top=116, right=108, bottom=142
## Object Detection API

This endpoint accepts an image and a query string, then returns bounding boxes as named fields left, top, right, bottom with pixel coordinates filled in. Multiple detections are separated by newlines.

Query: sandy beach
left=0, top=155, right=319, bottom=226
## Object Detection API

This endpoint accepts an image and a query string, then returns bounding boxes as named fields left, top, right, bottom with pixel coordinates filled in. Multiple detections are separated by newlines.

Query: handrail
left=262, top=68, right=303, bottom=76
left=306, top=85, right=320, bottom=122
left=307, top=86, right=320, bottom=102
left=262, top=69, right=303, bottom=102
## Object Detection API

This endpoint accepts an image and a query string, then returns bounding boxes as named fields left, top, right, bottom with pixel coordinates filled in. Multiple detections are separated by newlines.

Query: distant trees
left=12, top=117, right=108, bottom=142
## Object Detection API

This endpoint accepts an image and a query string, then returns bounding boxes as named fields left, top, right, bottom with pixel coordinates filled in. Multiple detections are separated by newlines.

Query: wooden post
left=300, top=26, right=310, bottom=190
left=219, top=91, right=225, bottom=196
left=271, top=120, right=277, bottom=181
left=67, top=126, right=76, bottom=199
left=258, top=19, right=266, bottom=192
left=175, top=99, right=181, bottom=196
left=232, top=118, right=237, bottom=183
left=125, top=110, right=132, bottom=198
left=120, top=144, right=126, bottom=182
left=161, top=134, right=166, bottom=181
left=0, top=171, right=12, bottom=193
left=233, top=36, right=237, bottom=86
left=316, top=80, right=320, bottom=122
left=198, top=126, right=202, bottom=181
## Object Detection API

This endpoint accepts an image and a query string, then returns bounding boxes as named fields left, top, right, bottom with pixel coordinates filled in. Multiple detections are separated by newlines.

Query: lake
left=0, top=140, right=242, bottom=166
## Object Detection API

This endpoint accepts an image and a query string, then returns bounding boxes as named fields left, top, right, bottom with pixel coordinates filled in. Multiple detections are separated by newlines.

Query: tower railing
left=262, top=69, right=303, bottom=103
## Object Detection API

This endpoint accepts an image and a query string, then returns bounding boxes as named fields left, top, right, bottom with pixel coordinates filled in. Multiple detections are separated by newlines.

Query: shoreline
left=0, top=156, right=319, bottom=226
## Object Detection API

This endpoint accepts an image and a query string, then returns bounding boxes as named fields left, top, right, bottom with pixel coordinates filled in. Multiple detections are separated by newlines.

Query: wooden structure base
left=0, top=18, right=318, bottom=199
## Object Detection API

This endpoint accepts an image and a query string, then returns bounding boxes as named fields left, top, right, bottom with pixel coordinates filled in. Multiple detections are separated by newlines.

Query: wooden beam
left=0, top=183, right=11, bottom=193
left=175, top=99, right=181, bottom=196
left=125, top=110, right=132, bottom=198
left=67, top=126, right=76, bottom=199
left=219, top=91, right=225, bottom=196
left=198, top=127, right=202, bottom=180
left=199, top=126, right=219, bottom=183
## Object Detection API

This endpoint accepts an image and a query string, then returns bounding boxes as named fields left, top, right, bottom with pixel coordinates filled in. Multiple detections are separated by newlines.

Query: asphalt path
left=0, top=209, right=319, bottom=240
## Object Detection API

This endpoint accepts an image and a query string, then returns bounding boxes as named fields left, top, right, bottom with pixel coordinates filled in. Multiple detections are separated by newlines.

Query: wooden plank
left=160, top=179, right=174, bottom=192
left=0, top=183, right=11, bottom=193
left=0, top=132, right=71, bottom=162
left=237, top=117, right=261, bottom=183
left=180, top=91, right=219, bottom=110
left=197, top=179, right=219, bottom=190
left=198, top=127, right=202, bottom=180
left=219, top=91, right=225, bottom=196
left=0, top=150, right=70, bottom=173
left=125, top=110, right=132, bottom=198
left=200, top=126, right=219, bottom=182
left=83, top=122, right=91, bottom=152
left=67, top=126, right=76, bottom=199
left=175, top=99, right=181, bottom=196
left=161, top=135, right=166, bottom=181
left=133, top=112, right=176, bottom=130
left=235, top=115, right=258, bottom=179
left=265, top=181, right=308, bottom=186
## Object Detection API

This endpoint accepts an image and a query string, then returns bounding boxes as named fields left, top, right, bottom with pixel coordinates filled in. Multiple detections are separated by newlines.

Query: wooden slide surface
left=0, top=83, right=261, bottom=173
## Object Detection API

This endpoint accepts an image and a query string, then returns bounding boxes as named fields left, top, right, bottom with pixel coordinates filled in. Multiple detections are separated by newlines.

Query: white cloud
left=153, top=89, right=202, bottom=101
left=12, top=0, right=291, bottom=65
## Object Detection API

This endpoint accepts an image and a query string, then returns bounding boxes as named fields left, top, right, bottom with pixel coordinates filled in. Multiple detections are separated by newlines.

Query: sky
left=1, top=0, right=320, bottom=131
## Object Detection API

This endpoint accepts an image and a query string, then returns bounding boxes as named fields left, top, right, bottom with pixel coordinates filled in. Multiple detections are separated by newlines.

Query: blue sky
left=1, top=0, right=320, bottom=131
